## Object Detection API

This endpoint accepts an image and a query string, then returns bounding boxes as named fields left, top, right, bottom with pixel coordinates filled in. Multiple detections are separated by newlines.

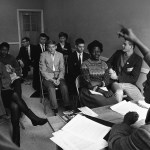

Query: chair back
left=75, top=75, right=81, bottom=96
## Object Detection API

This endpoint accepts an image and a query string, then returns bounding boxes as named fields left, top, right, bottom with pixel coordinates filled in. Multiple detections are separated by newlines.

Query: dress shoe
left=52, top=109, right=58, bottom=114
left=26, top=110, right=47, bottom=126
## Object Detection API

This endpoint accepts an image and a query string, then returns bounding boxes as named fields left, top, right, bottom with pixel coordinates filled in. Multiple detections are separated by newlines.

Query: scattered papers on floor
left=50, top=114, right=111, bottom=150
left=110, top=100, right=148, bottom=121
left=78, top=106, right=98, bottom=117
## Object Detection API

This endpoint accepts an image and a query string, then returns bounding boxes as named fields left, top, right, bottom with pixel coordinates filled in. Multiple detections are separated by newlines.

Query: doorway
left=17, top=9, right=44, bottom=47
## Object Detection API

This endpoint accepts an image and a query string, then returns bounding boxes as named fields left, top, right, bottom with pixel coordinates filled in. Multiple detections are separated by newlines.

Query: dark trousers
left=11, top=78, right=22, bottom=98
left=1, top=90, right=21, bottom=146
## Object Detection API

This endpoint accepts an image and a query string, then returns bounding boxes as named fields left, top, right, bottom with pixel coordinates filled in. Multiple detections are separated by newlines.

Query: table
left=47, top=105, right=125, bottom=150
left=47, top=105, right=145, bottom=150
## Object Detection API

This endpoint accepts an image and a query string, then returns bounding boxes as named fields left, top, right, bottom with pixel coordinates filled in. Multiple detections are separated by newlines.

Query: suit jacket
left=33, top=44, right=46, bottom=62
left=68, top=51, right=90, bottom=84
left=16, top=44, right=36, bottom=67
left=107, top=50, right=142, bottom=85
left=56, top=42, right=72, bottom=56
left=39, top=51, right=65, bottom=80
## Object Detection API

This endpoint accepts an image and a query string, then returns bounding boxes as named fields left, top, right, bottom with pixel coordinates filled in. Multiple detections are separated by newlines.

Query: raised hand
left=117, top=25, right=138, bottom=43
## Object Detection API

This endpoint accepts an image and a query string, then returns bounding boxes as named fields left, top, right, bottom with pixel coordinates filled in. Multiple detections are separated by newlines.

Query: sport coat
left=68, top=51, right=90, bottom=82
left=33, top=44, right=46, bottom=62
left=39, top=51, right=65, bottom=80
left=107, top=50, right=143, bottom=85
left=56, top=42, right=72, bottom=56
left=16, top=44, right=36, bottom=66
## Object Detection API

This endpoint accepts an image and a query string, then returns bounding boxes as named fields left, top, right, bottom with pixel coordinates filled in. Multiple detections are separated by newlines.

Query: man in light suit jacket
left=16, top=37, right=36, bottom=79
left=107, top=40, right=144, bottom=102
left=39, top=41, right=70, bottom=114
left=68, top=38, right=90, bottom=96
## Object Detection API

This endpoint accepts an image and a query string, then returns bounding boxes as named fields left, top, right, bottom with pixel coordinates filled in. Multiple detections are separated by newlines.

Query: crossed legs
left=111, top=82, right=144, bottom=102
left=1, top=89, right=47, bottom=147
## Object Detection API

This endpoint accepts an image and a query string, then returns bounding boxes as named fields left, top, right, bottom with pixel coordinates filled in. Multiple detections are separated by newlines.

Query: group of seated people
left=0, top=27, right=150, bottom=150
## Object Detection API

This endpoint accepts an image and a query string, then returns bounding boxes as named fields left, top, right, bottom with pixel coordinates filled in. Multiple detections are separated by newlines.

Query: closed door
left=18, top=10, right=43, bottom=45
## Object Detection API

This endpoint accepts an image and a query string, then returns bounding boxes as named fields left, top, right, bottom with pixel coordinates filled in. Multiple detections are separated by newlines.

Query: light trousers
left=112, top=82, right=144, bottom=102
left=43, top=79, right=70, bottom=109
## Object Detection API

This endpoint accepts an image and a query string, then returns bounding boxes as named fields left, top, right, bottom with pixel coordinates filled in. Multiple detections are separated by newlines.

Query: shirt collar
left=76, top=51, right=83, bottom=57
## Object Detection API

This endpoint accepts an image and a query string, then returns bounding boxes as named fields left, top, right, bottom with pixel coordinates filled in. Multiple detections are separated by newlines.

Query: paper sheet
left=138, top=100, right=150, bottom=109
left=62, top=114, right=111, bottom=142
left=89, top=87, right=108, bottom=95
left=78, top=106, right=98, bottom=117
left=111, top=101, right=148, bottom=121
left=50, top=114, right=110, bottom=150
left=52, top=130, right=108, bottom=150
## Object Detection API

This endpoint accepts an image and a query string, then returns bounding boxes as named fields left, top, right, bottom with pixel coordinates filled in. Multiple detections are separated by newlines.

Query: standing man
left=67, top=38, right=90, bottom=102
left=16, top=37, right=36, bottom=81
left=32, top=33, right=49, bottom=93
left=107, top=40, right=144, bottom=102
left=39, top=41, right=70, bottom=114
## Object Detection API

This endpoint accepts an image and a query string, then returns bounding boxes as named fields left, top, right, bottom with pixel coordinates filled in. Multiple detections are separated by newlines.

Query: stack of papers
left=50, top=114, right=111, bottom=150
left=110, top=101, right=148, bottom=121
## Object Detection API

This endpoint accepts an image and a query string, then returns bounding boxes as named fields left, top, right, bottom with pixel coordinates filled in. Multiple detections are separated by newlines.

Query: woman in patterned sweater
left=80, top=40, right=118, bottom=108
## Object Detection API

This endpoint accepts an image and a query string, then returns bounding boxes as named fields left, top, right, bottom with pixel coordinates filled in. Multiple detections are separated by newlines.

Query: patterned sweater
left=81, top=59, right=110, bottom=89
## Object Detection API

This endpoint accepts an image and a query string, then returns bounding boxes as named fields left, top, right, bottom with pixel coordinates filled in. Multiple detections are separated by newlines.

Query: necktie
left=42, top=45, right=45, bottom=52
left=78, top=54, right=81, bottom=65
left=26, top=47, right=30, bottom=60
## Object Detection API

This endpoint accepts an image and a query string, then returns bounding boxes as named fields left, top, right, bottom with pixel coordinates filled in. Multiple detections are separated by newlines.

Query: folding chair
left=75, top=75, right=83, bottom=108
left=39, top=72, right=48, bottom=114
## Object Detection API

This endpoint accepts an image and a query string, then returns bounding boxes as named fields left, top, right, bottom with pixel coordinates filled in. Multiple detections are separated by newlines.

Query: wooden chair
left=75, top=75, right=83, bottom=108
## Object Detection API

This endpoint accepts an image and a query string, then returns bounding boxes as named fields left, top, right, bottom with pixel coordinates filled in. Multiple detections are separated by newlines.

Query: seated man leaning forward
left=108, top=110, right=150, bottom=150
left=39, top=40, right=70, bottom=114
left=107, top=39, right=144, bottom=102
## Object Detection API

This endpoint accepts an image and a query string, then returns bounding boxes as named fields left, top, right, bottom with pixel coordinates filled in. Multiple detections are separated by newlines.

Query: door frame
left=17, top=9, right=44, bottom=47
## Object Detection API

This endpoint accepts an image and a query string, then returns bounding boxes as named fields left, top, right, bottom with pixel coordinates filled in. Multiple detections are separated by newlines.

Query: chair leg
left=43, top=99, right=47, bottom=115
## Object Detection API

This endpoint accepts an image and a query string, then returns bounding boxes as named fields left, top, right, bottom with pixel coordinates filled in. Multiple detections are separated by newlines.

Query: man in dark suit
left=32, top=33, right=49, bottom=92
left=68, top=38, right=90, bottom=97
left=56, top=32, right=72, bottom=56
left=107, top=40, right=144, bottom=102
left=16, top=37, right=36, bottom=80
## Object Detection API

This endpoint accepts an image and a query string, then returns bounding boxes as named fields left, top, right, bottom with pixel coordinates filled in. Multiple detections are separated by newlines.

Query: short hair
left=0, top=42, right=10, bottom=50
left=75, top=38, right=85, bottom=45
left=87, top=40, right=103, bottom=54
left=46, top=40, right=56, bottom=47
left=40, top=33, right=49, bottom=40
left=22, top=37, right=30, bottom=42
left=127, top=40, right=135, bottom=49
left=58, top=32, right=68, bottom=40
